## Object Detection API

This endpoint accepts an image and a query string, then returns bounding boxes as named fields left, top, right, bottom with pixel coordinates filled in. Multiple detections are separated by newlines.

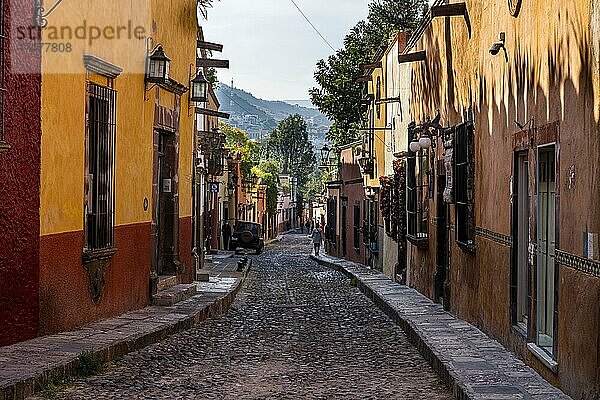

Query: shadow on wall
left=406, top=3, right=600, bottom=399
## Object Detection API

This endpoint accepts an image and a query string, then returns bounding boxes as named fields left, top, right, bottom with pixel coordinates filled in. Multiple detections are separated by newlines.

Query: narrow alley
left=37, top=236, right=452, bottom=399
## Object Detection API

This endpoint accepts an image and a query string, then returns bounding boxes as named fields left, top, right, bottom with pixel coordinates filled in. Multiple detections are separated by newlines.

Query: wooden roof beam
left=361, top=62, right=382, bottom=70
left=195, top=108, right=230, bottom=119
left=430, top=2, right=471, bottom=37
left=398, top=50, right=426, bottom=64
left=353, top=75, right=371, bottom=83
left=197, top=41, right=224, bottom=52
left=431, top=2, right=466, bottom=17
left=196, top=58, right=229, bottom=69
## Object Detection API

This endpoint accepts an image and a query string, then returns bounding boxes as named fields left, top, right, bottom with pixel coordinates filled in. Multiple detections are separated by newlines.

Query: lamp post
left=409, top=112, right=442, bottom=153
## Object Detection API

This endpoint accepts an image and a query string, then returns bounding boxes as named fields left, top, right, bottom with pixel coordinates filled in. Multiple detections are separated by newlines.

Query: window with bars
left=353, top=202, right=361, bottom=249
left=84, top=84, right=117, bottom=251
left=455, top=122, right=475, bottom=249
left=0, top=0, right=6, bottom=148
left=407, top=125, right=429, bottom=243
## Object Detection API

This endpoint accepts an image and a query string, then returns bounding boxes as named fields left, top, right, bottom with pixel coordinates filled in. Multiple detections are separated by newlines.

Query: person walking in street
left=312, top=224, right=323, bottom=256
left=222, top=221, right=232, bottom=251
left=305, top=220, right=311, bottom=235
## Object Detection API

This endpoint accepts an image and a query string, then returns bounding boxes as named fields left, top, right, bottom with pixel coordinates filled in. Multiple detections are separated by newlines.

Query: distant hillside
left=215, top=83, right=330, bottom=147
left=284, top=100, right=317, bottom=109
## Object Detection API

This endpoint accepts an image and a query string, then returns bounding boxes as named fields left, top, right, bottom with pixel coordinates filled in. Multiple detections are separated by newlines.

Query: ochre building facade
left=39, top=0, right=199, bottom=334
left=400, top=1, right=600, bottom=398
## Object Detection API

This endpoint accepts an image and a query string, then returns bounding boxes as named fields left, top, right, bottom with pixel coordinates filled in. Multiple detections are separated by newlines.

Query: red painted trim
left=39, top=222, right=151, bottom=335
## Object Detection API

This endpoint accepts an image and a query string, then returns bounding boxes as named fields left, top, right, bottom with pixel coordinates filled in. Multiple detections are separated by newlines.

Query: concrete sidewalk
left=312, top=253, right=571, bottom=400
left=0, top=257, right=250, bottom=400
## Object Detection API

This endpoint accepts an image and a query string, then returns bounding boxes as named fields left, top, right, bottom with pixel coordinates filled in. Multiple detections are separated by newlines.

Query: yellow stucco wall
left=40, top=0, right=198, bottom=235
left=367, top=60, right=387, bottom=189
left=151, top=0, right=198, bottom=219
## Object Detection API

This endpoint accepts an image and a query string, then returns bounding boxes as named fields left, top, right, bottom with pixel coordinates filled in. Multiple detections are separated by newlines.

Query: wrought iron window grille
left=455, top=122, right=476, bottom=252
left=84, top=83, right=117, bottom=252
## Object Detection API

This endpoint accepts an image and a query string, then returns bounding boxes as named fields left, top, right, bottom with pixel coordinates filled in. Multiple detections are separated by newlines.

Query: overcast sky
left=202, top=0, right=369, bottom=101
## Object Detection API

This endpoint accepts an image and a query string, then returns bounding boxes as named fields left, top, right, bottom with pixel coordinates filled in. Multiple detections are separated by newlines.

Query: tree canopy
left=267, top=114, right=317, bottom=186
left=252, top=159, right=281, bottom=214
left=310, top=0, right=427, bottom=148
left=221, top=122, right=260, bottom=182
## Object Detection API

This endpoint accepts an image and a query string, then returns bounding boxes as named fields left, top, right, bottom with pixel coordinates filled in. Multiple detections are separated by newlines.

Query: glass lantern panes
left=191, top=70, right=208, bottom=102
left=147, top=46, right=170, bottom=82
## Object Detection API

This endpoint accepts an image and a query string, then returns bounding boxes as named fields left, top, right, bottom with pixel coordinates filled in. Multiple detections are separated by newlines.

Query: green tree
left=267, top=114, right=316, bottom=180
left=252, top=159, right=281, bottom=214
left=221, top=122, right=260, bottom=182
left=310, top=0, right=426, bottom=148
left=301, top=168, right=324, bottom=203
left=267, top=114, right=318, bottom=218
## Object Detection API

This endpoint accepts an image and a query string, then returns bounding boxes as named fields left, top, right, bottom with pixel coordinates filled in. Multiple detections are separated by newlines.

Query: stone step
left=157, top=275, right=179, bottom=292
left=196, top=271, right=210, bottom=282
left=152, top=283, right=197, bottom=306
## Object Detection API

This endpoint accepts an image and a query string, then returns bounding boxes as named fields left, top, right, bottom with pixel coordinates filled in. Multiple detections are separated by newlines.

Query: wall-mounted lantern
left=489, top=32, right=508, bottom=62
left=190, top=69, right=209, bottom=103
left=409, top=112, right=442, bottom=152
left=147, top=46, right=171, bottom=84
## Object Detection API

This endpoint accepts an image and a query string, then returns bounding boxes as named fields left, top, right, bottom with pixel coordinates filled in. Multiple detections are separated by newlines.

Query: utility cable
left=219, top=84, right=258, bottom=117
left=218, top=84, right=272, bottom=141
left=288, top=0, right=336, bottom=52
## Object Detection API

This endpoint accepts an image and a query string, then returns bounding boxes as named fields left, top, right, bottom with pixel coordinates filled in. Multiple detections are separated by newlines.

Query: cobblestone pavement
left=37, top=235, right=453, bottom=400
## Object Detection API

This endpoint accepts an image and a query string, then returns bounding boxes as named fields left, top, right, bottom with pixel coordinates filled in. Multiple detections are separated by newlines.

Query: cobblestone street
left=40, top=235, right=452, bottom=399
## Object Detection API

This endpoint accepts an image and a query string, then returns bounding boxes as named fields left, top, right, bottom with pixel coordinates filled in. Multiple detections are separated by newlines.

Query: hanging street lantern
left=227, top=182, right=236, bottom=197
left=190, top=69, right=209, bottom=103
left=328, top=150, right=338, bottom=168
left=147, top=46, right=171, bottom=83
left=320, top=145, right=331, bottom=166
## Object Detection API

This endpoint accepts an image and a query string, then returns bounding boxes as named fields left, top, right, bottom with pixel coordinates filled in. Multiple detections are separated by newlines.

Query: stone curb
left=311, top=254, right=571, bottom=400
left=0, top=269, right=248, bottom=400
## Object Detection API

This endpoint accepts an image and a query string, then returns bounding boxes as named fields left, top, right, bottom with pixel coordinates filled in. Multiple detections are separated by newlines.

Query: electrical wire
left=219, top=84, right=257, bottom=117
left=218, top=85, right=272, bottom=141
left=288, top=0, right=336, bottom=52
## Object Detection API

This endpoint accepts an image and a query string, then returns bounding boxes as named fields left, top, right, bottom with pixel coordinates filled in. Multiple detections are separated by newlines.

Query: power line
left=288, top=0, right=336, bottom=52
left=218, top=84, right=273, bottom=141
left=219, top=84, right=256, bottom=116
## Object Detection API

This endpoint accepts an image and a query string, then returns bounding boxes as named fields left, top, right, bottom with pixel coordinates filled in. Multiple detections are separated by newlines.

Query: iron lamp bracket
left=34, top=0, right=65, bottom=28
